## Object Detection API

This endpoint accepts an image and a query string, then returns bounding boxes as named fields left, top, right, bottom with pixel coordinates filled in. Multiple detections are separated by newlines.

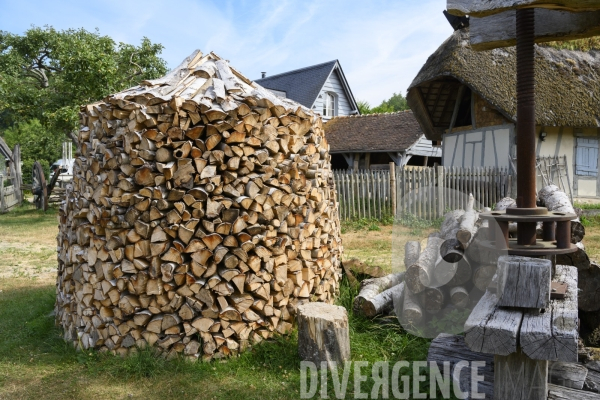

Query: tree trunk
left=297, top=303, right=350, bottom=365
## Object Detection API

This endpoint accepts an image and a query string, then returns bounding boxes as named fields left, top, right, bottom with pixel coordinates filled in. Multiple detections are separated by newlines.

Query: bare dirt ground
left=0, top=206, right=58, bottom=283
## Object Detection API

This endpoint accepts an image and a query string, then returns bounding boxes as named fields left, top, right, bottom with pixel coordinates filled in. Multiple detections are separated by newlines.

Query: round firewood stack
left=54, top=50, right=343, bottom=360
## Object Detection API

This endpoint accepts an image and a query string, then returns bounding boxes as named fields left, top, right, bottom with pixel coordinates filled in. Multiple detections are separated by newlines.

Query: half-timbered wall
left=442, top=124, right=514, bottom=169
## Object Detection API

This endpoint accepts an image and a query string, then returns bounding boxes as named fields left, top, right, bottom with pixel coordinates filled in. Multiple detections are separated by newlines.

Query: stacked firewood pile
left=55, top=50, right=343, bottom=360
left=354, top=185, right=597, bottom=336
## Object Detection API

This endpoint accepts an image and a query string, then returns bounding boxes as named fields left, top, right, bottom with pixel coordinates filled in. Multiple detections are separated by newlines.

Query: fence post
left=0, top=174, right=5, bottom=213
left=389, top=162, right=396, bottom=218
left=437, top=166, right=444, bottom=218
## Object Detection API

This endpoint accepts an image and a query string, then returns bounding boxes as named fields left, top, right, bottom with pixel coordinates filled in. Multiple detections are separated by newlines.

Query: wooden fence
left=0, top=144, right=23, bottom=213
left=333, top=166, right=512, bottom=220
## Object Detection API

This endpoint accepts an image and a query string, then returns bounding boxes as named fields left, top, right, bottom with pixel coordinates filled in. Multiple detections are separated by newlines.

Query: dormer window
left=323, top=92, right=336, bottom=117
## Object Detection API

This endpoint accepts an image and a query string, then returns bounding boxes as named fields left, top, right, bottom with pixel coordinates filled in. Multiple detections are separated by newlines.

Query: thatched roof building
left=406, top=28, right=600, bottom=199
left=407, top=28, right=600, bottom=142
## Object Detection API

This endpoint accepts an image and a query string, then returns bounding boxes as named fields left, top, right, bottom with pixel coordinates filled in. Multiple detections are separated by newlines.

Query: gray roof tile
left=255, top=61, right=337, bottom=108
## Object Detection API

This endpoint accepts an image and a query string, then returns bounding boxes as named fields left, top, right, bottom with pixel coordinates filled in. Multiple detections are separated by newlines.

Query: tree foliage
left=0, top=26, right=168, bottom=138
left=358, top=92, right=409, bottom=115
left=0, top=26, right=167, bottom=179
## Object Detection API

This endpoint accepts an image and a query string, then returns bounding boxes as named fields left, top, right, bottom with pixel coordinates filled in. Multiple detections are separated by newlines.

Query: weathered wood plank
left=447, top=0, right=600, bottom=18
left=548, top=361, right=588, bottom=390
left=548, top=383, right=600, bottom=399
left=427, top=333, right=494, bottom=399
left=464, top=288, right=523, bottom=355
left=520, top=265, right=578, bottom=362
left=470, top=9, right=600, bottom=51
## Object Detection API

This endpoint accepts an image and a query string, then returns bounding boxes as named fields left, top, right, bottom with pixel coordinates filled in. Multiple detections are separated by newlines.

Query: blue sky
left=0, top=0, right=452, bottom=106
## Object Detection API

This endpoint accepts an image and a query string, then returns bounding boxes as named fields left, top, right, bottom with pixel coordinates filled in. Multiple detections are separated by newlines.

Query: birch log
left=538, top=185, right=585, bottom=243
left=405, top=235, right=445, bottom=294
left=457, top=194, right=478, bottom=246
left=404, top=241, right=421, bottom=269
left=359, top=274, right=405, bottom=317
left=353, top=273, right=405, bottom=316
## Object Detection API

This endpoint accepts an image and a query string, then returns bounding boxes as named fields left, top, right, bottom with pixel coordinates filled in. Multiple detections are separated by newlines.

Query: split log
left=297, top=302, right=350, bottom=365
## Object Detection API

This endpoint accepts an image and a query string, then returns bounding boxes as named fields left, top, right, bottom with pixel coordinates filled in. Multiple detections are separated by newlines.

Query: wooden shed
left=324, top=111, right=441, bottom=171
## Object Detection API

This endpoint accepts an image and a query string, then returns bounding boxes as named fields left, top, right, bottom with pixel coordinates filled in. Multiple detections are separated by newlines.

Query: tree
left=0, top=26, right=168, bottom=142
left=357, top=92, right=409, bottom=115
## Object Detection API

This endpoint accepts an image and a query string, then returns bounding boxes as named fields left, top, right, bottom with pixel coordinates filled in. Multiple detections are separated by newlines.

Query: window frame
left=322, top=92, right=337, bottom=117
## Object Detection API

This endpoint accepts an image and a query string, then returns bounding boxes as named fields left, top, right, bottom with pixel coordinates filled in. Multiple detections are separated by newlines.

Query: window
left=576, top=137, right=599, bottom=176
left=322, top=92, right=336, bottom=117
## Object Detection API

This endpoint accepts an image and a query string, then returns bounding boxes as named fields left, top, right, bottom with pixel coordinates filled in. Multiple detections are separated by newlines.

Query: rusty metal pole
left=516, top=8, right=538, bottom=246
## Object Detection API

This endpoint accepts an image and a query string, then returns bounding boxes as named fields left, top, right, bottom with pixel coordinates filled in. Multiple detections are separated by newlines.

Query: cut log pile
left=353, top=185, right=600, bottom=340
left=354, top=194, right=491, bottom=333
left=55, top=50, right=343, bottom=360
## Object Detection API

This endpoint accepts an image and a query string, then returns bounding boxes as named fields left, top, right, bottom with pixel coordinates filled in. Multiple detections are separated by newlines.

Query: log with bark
left=55, top=50, right=343, bottom=360
left=353, top=272, right=405, bottom=317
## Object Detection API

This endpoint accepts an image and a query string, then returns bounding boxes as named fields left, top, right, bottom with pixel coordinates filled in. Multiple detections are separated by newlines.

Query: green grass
left=0, top=275, right=447, bottom=399
left=575, top=202, right=600, bottom=210
left=0, top=205, right=462, bottom=399
left=581, top=215, right=600, bottom=228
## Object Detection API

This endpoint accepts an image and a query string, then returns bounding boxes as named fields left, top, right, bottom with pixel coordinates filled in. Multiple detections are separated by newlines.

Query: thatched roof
left=324, top=111, right=423, bottom=153
left=407, top=28, right=600, bottom=140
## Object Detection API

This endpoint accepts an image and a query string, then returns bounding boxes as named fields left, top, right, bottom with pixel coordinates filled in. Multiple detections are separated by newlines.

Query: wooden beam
left=430, top=83, right=447, bottom=126
left=438, top=84, right=458, bottom=127
left=494, top=349, right=548, bottom=400
left=520, top=265, right=578, bottom=362
left=341, top=153, right=354, bottom=170
left=470, top=9, right=600, bottom=51
left=412, top=87, right=439, bottom=139
left=447, top=0, right=600, bottom=18
left=387, top=152, right=403, bottom=166
left=448, top=85, right=466, bottom=134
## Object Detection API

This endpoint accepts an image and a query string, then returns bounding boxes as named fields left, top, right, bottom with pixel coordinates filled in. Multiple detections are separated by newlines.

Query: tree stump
left=297, top=303, right=350, bottom=366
